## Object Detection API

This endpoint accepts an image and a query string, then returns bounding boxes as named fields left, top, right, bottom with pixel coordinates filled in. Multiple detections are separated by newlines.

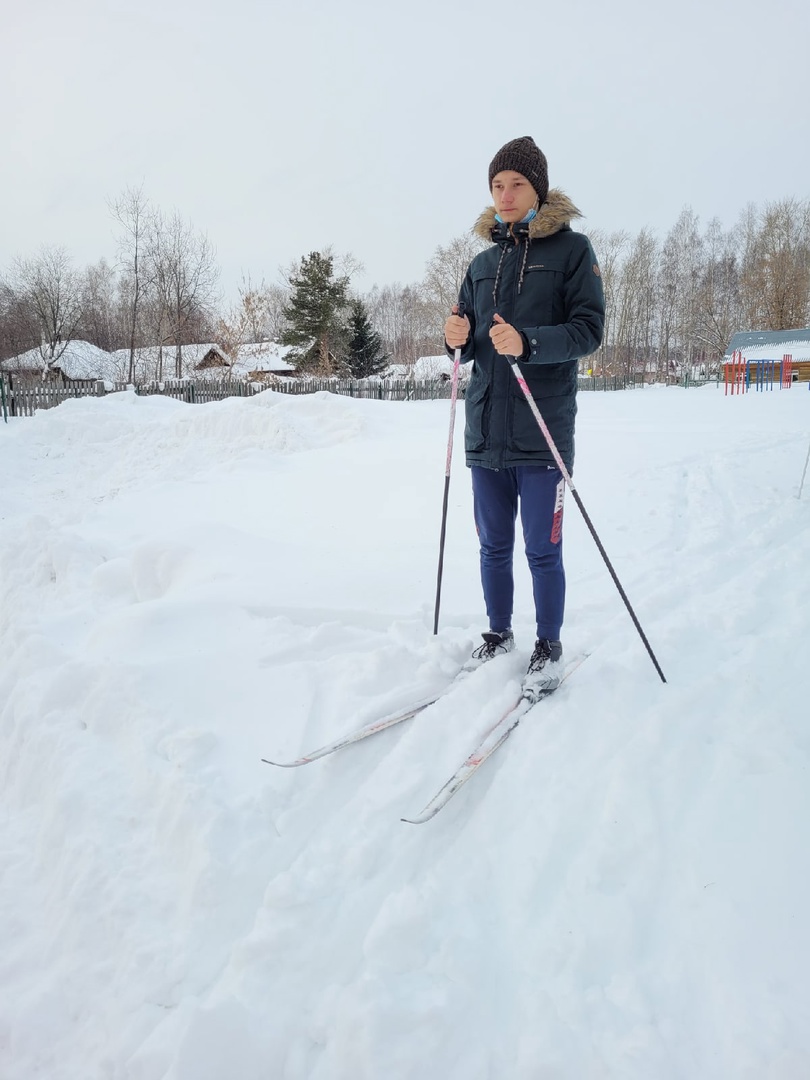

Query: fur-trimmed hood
left=473, top=188, right=582, bottom=243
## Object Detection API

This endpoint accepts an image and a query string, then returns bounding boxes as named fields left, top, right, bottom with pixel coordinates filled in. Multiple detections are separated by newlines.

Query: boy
left=444, top=136, right=604, bottom=696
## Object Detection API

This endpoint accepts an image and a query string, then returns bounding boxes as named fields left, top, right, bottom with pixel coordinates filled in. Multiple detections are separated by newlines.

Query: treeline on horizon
left=1, top=187, right=808, bottom=380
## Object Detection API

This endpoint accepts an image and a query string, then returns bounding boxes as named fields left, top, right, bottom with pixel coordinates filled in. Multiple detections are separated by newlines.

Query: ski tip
left=261, top=757, right=308, bottom=768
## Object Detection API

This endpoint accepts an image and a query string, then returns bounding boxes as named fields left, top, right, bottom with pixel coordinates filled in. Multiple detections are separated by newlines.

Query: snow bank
left=1, top=383, right=809, bottom=1079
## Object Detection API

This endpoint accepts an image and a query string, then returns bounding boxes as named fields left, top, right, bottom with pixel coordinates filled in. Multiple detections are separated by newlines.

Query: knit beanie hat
left=488, top=136, right=549, bottom=204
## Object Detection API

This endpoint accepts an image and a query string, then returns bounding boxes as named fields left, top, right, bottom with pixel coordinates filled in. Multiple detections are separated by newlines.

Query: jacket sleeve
left=522, top=236, right=604, bottom=365
left=444, top=270, right=477, bottom=364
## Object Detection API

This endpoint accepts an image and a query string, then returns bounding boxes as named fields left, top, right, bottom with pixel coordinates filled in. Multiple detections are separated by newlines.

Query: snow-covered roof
left=1, top=341, right=123, bottom=380
left=230, top=342, right=295, bottom=375
left=724, top=330, right=810, bottom=362
left=111, top=343, right=225, bottom=373
left=110, top=341, right=296, bottom=377
left=413, top=355, right=467, bottom=379
left=1, top=340, right=297, bottom=382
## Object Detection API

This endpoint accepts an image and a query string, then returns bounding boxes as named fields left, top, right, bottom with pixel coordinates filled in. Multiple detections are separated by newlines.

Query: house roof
left=413, top=355, right=468, bottom=379
left=229, top=342, right=295, bottom=375
left=1, top=341, right=123, bottom=380
left=724, top=330, right=810, bottom=362
left=112, top=342, right=295, bottom=378
left=1, top=340, right=297, bottom=381
left=111, top=343, right=226, bottom=373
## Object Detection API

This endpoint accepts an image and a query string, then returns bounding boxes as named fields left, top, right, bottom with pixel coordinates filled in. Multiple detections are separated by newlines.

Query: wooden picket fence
left=0, top=375, right=463, bottom=418
left=118, top=379, right=266, bottom=404
left=268, top=378, right=459, bottom=400
left=0, top=375, right=102, bottom=417
left=1, top=371, right=657, bottom=422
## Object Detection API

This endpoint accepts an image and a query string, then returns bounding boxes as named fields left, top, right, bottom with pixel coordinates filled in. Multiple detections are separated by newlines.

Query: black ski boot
left=468, top=630, right=515, bottom=667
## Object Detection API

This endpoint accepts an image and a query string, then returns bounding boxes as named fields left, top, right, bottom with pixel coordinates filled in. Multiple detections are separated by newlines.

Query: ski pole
left=799, top=435, right=810, bottom=499
left=433, top=302, right=466, bottom=635
left=505, top=353, right=667, bottom=683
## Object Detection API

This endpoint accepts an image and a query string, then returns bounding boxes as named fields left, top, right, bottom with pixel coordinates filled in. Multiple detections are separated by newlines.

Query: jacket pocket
left=509, top=379, right=576, bottom=455
left=470, top=268, right=496, bottom=323
left=509, top=382, right=549, bottom=453
left=520, top=261, right=567, bottom=325
left=464, top=375, right=491, bottom=452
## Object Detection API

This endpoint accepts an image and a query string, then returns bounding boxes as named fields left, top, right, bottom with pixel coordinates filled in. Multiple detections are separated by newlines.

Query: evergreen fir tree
left=346, top=297, right=389, bottom=378
left=281, top=252, right=350, bottom=375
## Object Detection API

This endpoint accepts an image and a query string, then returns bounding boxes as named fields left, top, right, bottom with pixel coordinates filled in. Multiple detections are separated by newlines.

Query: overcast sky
left=3, top=0, right=809, bottom=302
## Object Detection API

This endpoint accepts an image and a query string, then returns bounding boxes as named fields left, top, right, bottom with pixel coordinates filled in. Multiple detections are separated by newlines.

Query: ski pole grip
left=456, top=301, right=466, bottom=320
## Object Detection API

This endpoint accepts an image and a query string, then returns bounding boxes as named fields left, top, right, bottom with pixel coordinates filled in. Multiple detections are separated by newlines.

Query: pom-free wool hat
left=488, top=136, right=549, bottom=204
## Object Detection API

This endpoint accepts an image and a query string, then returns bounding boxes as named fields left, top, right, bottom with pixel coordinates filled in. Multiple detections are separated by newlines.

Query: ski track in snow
left=1, top=384, right=809, bottom=1079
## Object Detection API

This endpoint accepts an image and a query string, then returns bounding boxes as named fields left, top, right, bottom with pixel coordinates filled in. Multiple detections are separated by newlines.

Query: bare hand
left=489, top=313, right=524, bottom=357
left=444, top=304, right=471, bottom=349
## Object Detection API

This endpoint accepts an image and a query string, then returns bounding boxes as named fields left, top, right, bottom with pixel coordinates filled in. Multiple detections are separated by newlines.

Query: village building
left=723, top=329, right=810, bottom=383
left=1, top=340, right=297, bottom=384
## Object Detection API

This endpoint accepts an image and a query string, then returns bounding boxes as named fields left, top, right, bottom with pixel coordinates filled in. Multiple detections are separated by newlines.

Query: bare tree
left=740, top=197, right=810, bottom=331
left=213, top=273, right=292, bottom=369
left=657, top=208, right=704, bottom=378
left=12, top=246, right=83, bottom=373
left=422, top=232, right=488, bottom=328
left=79, top=258, right=121, bottom=352
left=333, top=249, right=365, bottom=283
left=612, top=228, right=659, bottom=378
left=149, top=210, right=220, bottom=378
left=693, top=217, right=742, bottom=370
left=259, top=282, right=291, bottom=342
left=0, top=277, right=39, bottom=362
left=587, top=229, right=628, bottom=374
left=234, top=274, right=290, bottom=342
left=365, top=282, right=438, bottom=367
left=110, top=185, right=155, bottom=382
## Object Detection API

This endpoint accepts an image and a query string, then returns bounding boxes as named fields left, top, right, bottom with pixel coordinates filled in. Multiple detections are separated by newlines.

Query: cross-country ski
left=401, top=693, right=533, bottom=824
left=261, top=694, right=441, bottom=767
left=402, top=656, right=586, bottom=823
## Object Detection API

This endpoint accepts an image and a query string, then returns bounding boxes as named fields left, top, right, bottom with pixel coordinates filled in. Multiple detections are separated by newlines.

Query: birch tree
left=12, top=246, right=83, bottom=373
left=110, top=186, right=154, bottom=382
left=79, top=258, right=121, bottom=353
left=740, top=197, right=810, bottom=330
left=422, top=232, right=488, bottom=329
left=658, top=208, right=704, bottom=377
left=587, top=229, right=628, bottom=374
left=693, top=217, right=742, bottom=369
left=148, top=211, right=219, bottom=378
left=365, top=283, right=438, bottom=367
left=612, top=229, right=658, bottom=377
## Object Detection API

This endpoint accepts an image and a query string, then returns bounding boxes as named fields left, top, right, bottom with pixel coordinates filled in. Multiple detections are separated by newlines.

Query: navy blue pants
left=471, top=464, right=566, bottom=641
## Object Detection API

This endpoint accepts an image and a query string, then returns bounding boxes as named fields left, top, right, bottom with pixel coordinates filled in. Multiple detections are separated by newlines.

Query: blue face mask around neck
left=495, top=207, right=538, bottom=225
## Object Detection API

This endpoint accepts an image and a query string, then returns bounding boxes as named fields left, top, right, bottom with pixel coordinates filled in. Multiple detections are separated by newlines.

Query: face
left=491, top=170, right=538, bottom=222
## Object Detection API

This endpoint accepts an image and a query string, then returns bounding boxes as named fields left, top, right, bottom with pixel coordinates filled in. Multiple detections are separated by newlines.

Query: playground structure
left=724, top=351, right=800, bottom=394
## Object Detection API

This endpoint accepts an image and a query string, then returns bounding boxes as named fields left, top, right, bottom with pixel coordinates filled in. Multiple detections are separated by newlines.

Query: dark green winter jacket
left=452, top=189, right=604, bottom=473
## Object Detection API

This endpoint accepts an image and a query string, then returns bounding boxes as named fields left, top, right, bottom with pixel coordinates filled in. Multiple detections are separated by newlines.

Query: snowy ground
left=1, top=382, right=809, bottom=1080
